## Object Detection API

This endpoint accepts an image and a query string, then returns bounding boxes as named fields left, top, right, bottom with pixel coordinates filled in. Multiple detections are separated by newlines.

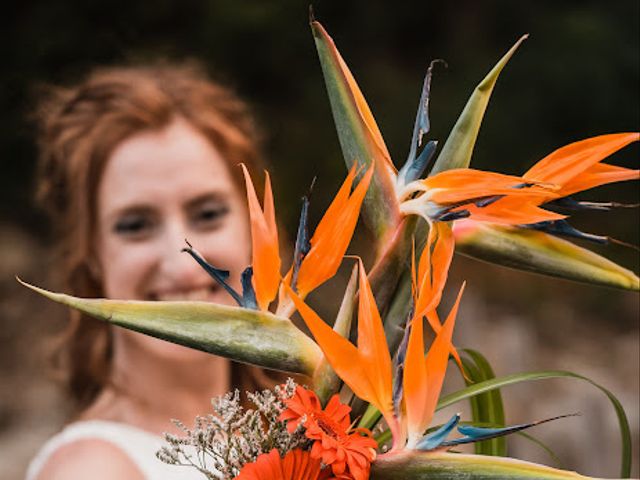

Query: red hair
left=34, top=61, right=273, bottom=409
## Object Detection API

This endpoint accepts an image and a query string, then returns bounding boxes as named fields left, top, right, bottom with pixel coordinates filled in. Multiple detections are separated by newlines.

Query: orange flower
left=280, top=386, right=351, bottom=435
left=240, top=164, right=373, bottom=314
left=283, top=260, right=398, bottom=445
left=234, top=448, right=329, bottom=480
left=399, top=168, right=561, bottom=225
left=285, top=233, right=464, bottom=451
left=404, top=278, right=465, bottom=447
left=310, top=430, right=376, bottom=480
left=400, top=132, right=639, bottom=227
left=411, top=222, right=465, bottom=372
left=280, top=386, right=377, bottom=480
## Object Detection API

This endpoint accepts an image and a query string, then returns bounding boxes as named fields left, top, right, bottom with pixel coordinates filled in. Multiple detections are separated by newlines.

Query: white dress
left=25, top=420, right=207, bottom=480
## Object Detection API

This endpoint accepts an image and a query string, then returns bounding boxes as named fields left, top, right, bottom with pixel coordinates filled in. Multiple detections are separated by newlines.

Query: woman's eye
left=192, top=202, right=229, bottom=228
left=113, top=214, right=154, bottom=238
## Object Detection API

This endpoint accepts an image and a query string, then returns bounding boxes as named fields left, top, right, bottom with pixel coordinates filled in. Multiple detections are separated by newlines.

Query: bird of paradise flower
left=310, top=19, right=639, bottom=291
left=18, top=16, right=638, bottom=480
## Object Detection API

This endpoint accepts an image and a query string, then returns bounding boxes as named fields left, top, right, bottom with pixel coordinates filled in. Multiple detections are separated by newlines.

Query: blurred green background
left=0, top=1, right=638, bottom=478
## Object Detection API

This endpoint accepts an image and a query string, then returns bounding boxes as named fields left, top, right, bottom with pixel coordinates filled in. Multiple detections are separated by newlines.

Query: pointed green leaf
left=371, top=451, right=593, bottom=479
left=430, top=35, right=528, bottom=175
left=19, top=280, right=322, bottom=376
left=453, top=220, right=640, bottom=290
left=437, top=370, right=632, bottom=478
left=311, top=20, right=401, bottom=245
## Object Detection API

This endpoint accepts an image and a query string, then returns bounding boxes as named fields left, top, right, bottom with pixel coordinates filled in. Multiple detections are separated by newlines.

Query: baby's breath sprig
left=156, top=378, right=310, bottom=480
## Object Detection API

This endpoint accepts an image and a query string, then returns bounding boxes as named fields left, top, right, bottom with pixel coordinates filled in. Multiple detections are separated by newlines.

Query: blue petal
left=440, top=413, right=578, bottom=447
left=399, top=140, right=438, bottom=186
left=437, top=209, right=471, bottom=222
left=182, top=241, right=244, bottom=306
left=291, top=193, right=312, bottom=291
left=522, top=220, right=609, bottom=245
left=240, top=267, right=259, bottom=310
left=398, top=60, right=444, bottom=186
left=416, top=413, right=461, bottom=450
left=545, top=196, right=639, bottom=212
left=392, top=310, right=414, bottom=416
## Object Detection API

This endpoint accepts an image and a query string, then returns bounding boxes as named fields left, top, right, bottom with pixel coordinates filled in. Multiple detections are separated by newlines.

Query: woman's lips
left=149, top=285, right=221, bottom=302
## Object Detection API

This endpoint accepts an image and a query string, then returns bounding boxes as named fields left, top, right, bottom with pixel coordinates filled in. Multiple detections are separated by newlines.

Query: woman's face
left=96, top=117, right=251, bottom=361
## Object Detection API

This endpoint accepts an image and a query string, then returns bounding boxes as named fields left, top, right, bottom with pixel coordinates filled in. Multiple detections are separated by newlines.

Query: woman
left=27, top=62, right=274, bottom=480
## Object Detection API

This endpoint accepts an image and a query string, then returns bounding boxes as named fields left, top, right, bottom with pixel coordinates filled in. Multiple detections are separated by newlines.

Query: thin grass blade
left=436, top=370, right=632, bottom=478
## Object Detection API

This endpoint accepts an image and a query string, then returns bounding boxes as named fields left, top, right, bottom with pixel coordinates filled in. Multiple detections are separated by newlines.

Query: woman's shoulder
left=26, top=420, right=163, bottom=480
left=31, top=436, right=145, bottom=480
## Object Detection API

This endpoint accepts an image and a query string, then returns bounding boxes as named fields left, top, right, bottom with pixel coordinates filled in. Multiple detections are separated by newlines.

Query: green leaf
left=359, top=402, right=382, bottom=430
left=19, top=279, right=322, bottom=376
left=311, top=20, right=401, bottom=246
left=371, top=450, right=594, bottom=479
left=430, top=35, right=528, bottom=176
left=461, top=349, right=506, bottom=456
left=454, top=221, right=640, bottom=291
left=437, top=370, right=632, bottom=478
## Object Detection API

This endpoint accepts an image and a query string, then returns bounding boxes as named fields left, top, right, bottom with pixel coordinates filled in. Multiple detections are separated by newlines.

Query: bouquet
left=22, top=16, right=639, bottom=480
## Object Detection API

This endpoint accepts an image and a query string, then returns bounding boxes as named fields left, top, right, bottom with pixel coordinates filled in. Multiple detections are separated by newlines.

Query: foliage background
left=0, top=1, right=638, bottom=478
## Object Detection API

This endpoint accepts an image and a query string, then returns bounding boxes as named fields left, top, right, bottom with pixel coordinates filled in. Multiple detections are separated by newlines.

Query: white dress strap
left=25, top=420, right=201, bottom=480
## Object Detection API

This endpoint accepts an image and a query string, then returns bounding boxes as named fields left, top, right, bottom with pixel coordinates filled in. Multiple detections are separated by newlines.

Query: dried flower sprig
left=157, top=379, right=310, bottom=480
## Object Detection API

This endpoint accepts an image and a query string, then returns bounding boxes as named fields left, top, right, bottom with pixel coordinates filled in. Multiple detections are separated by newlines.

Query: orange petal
left=460, top=195, right=566, bottom=225
left=413, top=223, right=465, bottom=378
left=235, top=448, right=324, bottom=480
left=404, top=282, right=465, bottom=445
left=283, top=282, right=378, bottom=411
left=241, top=165, right=281, bottom=310
left=310, top=166, right=357, bottom=242
left=421, top=282, right=465, bottom=433
left=424, top=309, right=466, bottom=380
left=416, top=222, right=455, bottom=315
left=422, top=168, right=556, bottom=205
left=403, top=305, right=427, bottom=444
left=263, top=171, right=277, bottom=239
left=524, top=132, right=640, bottom=186
left=355, top=258, right=394, bottom=419
left=405, top=224, right=459, bottom=444
left=295, top=166, right=373, bottom=297
left=556, top=163, right=640, bottom=197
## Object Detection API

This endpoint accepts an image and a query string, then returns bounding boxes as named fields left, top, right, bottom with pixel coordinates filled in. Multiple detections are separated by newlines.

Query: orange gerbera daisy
left=235, top=448, right=329, bottom=480
left=280, top=386, right=351, bottom=435
left=280, top=387, right=377, bottom=480
left=309, top=428, right=377, bottom=480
